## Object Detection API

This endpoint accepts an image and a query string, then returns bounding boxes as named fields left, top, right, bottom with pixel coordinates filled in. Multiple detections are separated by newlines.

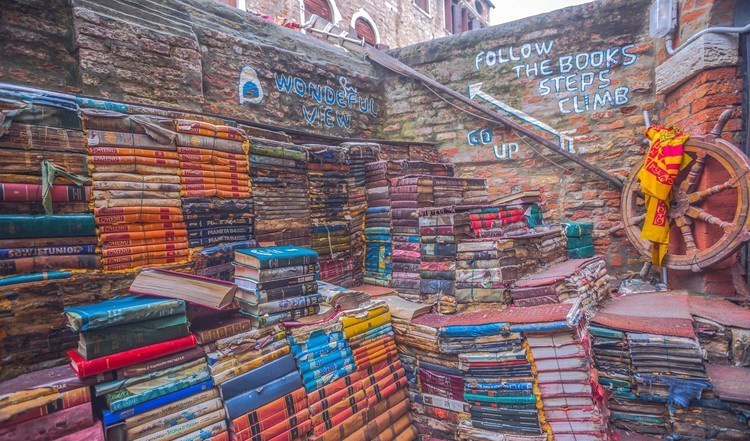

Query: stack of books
left=175, top=119, right=254, bottom=248
left=63, top=295, right=229, bottom=440
left=304, top=144, right=354, bottom=287
left=248, top=137, right=311, bottom=247
left=82, top=108, right=190, bottom=272
left=363, top=161, right=392, bottom=286
left=191, top=240, right=258, bottom=281
left=340, top=142, right=380, bottom=286
left=233, top=246, right=322, bottom=327
left=0, top=365, right=104, bottom=440
left=564, top=222, right=594, bottom=259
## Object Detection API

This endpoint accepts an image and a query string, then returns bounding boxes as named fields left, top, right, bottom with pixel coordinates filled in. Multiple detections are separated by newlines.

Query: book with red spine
left=0, top=386, right=91, bottom=429
left=67, top=334, right=197, bottom=378
left=0, top=183, right=91, bottom=203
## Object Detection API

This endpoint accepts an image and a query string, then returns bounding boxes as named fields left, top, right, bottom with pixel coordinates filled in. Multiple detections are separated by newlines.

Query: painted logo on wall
left=238, top=66, right=265, bottom=105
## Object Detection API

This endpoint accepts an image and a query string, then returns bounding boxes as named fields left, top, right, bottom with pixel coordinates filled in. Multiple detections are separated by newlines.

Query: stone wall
left=1, top=0, right=384, bottom=139
left=378, top=0, right=656, bottom=276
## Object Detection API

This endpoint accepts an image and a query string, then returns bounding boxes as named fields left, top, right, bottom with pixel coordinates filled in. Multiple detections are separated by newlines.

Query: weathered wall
left=379, top=0, right=656, bottom=276
left=1, top=0, right=383, bottom=138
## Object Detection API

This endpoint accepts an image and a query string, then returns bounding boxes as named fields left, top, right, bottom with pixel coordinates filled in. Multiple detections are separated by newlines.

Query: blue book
left=234, top=246, right=318, bottom=269
left=297, top=349, right=352, bottom=374
left=304, top=363, right=356, bottom=392
left=64, top=296, right=186, bottom=332
left=301, top=355, right=355, bottom=383
left=218, top=354, right=296, bottom=401
left=101, top=380, right=214, bottom=426
left=224, top=370, right=302, bottom=420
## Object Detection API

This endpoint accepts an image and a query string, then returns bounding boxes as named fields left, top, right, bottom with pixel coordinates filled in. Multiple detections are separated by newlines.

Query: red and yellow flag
left=637, top=125, right=691, bottom=266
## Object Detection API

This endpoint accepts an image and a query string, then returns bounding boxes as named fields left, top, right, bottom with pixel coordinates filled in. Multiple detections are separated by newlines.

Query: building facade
left=218, top=0, right=493, bottom=48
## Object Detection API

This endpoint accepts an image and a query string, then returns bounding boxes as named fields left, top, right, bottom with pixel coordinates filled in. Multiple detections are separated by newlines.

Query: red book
left=67, top=334, right=197, bottom=378
left=235, top=408, right=310, bottom=441
left=308, top=382, right=363, bottom=416
left=366, top=377, right=408, bottom=408
left=211, top=432, right=230, bottom=441
left=231, top=388, right=308, bottom=433
left=0, top=402, right=94, bottom=441
left=266, top=419, right=312, bottom=441
left=0, top=183, right=91, bottom=203
left=307, top=371, right=362, bottom=406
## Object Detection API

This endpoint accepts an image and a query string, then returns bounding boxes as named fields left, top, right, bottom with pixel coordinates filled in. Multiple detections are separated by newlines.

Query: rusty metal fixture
left=621, top=111, right=750, bottom=271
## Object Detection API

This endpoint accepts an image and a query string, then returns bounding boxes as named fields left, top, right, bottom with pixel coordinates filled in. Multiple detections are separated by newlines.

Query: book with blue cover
left=234, top=246, right=318, bottom=269
left=224, top=370, right=302, bottom=420
left=218, top=353, right=296, bottom=401
left=101, top=380, right=214, bottom=426
left=64, top=296, right=186, bottom=332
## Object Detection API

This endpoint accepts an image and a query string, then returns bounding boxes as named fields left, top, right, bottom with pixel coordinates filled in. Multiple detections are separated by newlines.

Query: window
left=304, top=0, right=332, bottom=21
left=415, top=0, right=430, bottom=14
left=474, top=1, right=483, bottom=14
left=354, top=18, right=377, bottom=45
left=445, top=0, right=464, bottom=34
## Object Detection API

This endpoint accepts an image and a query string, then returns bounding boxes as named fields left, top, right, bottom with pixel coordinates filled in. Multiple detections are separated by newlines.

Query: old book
left=192, top=317, right=252, bottom=345
left=67, top=334, right=197, bottom=378
left=78, top=314, right=190, bottom=359
left=233, top=263, right=318, bottom=283
left=64, top=295, right=185, bottom=332
left=0, top=214, right=95, bottom=238
left=0, top=402, right=94, bottom=441
left=130, top=268, right=237, bottom=309
left=0, top=386, right=90, bottom=428
left=234, top=246, right=318, bottom=269
left=116, top=346, right=207, bottom=379
left=224, top=370, right=303, bottom=420
left=0, top=255, right=100, bottom=276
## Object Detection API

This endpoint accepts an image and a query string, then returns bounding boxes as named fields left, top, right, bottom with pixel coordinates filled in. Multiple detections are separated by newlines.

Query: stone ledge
left=655, top=33, right=739, bottom=95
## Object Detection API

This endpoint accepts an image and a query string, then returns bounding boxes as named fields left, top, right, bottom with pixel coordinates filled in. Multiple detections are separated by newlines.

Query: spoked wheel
left=621, top=134, right=750, bottom=271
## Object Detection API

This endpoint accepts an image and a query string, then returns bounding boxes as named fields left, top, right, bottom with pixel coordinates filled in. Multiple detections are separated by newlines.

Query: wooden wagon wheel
left=621, top=128, right=750, bottom=272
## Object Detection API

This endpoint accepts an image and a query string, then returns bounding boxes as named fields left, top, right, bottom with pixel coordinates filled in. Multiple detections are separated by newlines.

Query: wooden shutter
left=304, top=0, right=332, bottom=21
left=355, top=18, right=377, bottom=46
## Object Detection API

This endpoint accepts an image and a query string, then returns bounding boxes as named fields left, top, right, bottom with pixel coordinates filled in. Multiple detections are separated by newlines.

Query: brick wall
left=377, top=0, right=656, bottom=277
left=1, top=0, right=384, bottom=139
left=657, top=0, right=745, bottom=297
left=242, top=0, right=493, bottom=49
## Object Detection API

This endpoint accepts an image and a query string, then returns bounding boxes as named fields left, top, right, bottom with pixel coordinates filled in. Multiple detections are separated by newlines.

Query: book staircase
left=1, top=87, right=749, bottom=441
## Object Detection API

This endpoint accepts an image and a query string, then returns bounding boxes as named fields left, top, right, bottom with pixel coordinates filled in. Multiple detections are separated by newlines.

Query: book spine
left=68, top=334, right=197, bottom=377
left=80, top=323, right=190, bottom=360
left=255, top=282, right=318, bottom=302
left=224, top=371, right=302, bottom=420
left=0, top=402, right=94, bottom=441
left=0, top=245, right=97, bottom=259
left=0, top=387, right=91, bottom=429
left=136, top=409, right=226, bottom=441
left=189, top=235, right=251, bottom=248
left=255, top=274, right=317, bottom=291
left=187, top=226, right=253, bottom=239
left=101, top=380, right=214, bottom=426
left=125, top=398, right=223, bottom=439
left=106, top=365, right=211, bottom=412
left=0, top=183, right=91, bottom=202
left=174, top=420, right=228, bottom=441
left=218, top=354, right=296, bottom=401
left=258, top=254, right=317, bottom=269
left=253, top=264, right=317, bottom=283
left=195, top=322, right=252, bottom=345
left=122, top=388, right=220, bottom=429
left=186, top=217, right=252, bottom=229
left=252, top=294, right=322, bottom=316
left=0, top=214, right=96, bottom=239
left=230, top=389, right=308, bottom=433
left=0, top=255, right=100, bottom=276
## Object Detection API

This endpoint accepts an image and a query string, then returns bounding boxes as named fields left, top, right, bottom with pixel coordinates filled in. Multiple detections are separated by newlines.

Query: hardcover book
left=130, top=268, right=237, bottom=309
left=68, top=334, right=197, bottom=378
left=234, top=246, right=318, bottom=269
left=78, top=315, right=190, bottom=359
left=232, top=263, right=319, bottom=283
left=64, top=296, right=186, bottom=332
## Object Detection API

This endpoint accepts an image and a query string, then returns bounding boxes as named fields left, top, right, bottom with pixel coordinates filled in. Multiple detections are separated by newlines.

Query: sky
left=489, top=0, right=593, bottom=25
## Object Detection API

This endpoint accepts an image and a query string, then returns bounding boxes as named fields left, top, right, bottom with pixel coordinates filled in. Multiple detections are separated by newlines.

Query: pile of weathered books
left=176, top=119, right=254, bottom=248
left=418, top=210, right=459, bottom=311
left=305, top=144, right=354, bottom=287
left=564, top=222, right=594, bottom=259
left=83, top=110, right=189, bottom=271
left=0, top=364, right=103, bottom=440
left=590, top=290, right=750, bottom=439
left=466, top=205, right=528, bottom=238
left=341, top=143, right=379, bottom=287
left=233, top=245, right=321, bottom=327
left=510, top=256, right=609, bottom=309
left=191, top=240, right=258, bottom=281
left=391, top=175, right=434, bottom=298
left=432, top=177, right=488, bottom=206
left=0, top=88, right=98, bottom=279
left=62, top=295, right=225, bottom=440
left=249, top=137, right=311, bottom=246
left=364, top=161, right=393, bottom=286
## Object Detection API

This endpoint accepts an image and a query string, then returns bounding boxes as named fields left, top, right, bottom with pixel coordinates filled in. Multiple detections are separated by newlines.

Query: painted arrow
left=468, top=82, right=574, bottom=153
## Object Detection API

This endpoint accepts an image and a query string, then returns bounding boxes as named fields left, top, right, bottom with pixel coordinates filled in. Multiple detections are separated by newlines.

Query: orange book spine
left=99, top=229, right=187, bottom=242
left=210, top=432, right=229, bottom=441
left=231, top=388, right=307, bottom=432
left=307, top=372, right=362, bottom=407
left=178, top=154, right=249, bottom=167
left=359, top=362, right=403, bottom=390
left=90, top=156, right=180, bottom=168
left=180, top=169, right=248, bottom=179
left=309, top=390, right=365, bottom=428
left=97, top=222, right=187, bottom=234
left=89, top=147, right=179, bottom=159
left=177, top=147, right=247, bottom=160
left=308, top=383, right=364, bottom=416
left=96, top=214, right=186, bottom=225
left=101, top=249, right=190, bottom=265
left=179, top=161, right=245, bottom=172
left=100, top=243, right=189, bottom=257
left=364, top=374, right=407, bottom=406
left=95, top=207, right=183, bottom=216
left=181, top=177, right=248, bottom=186
left=100, top=237, right=188, bottom=249
left=103, top=255, right=187, bottom=271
